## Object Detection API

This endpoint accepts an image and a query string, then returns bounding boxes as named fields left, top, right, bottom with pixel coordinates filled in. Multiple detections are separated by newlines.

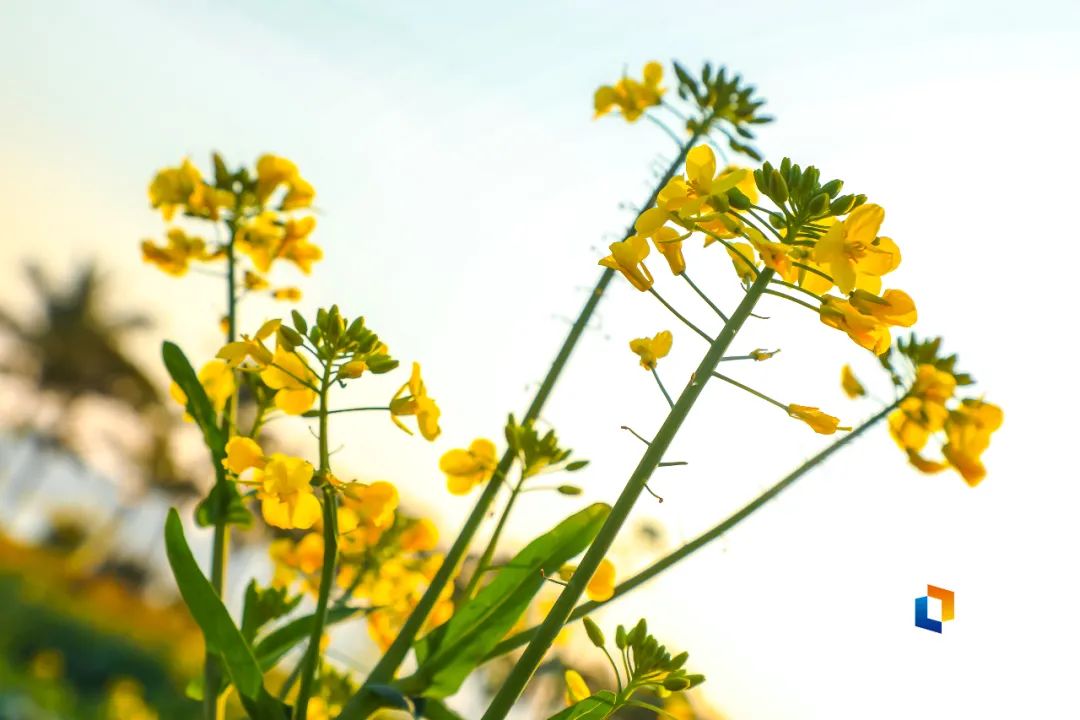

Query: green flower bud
left=557, top=485, right=583, bottom=495
left=727, top=188, right=751, bottom=210
left=769, top=169, right=788, bottom=203
left=768, top=212, right=785, bottom=228
left=685, top=673, right=706, bottom=688
left=670, top=651, right=689, bottom=670
left=820, top=178, right=844, bottom=198
left=829, top=194, right=856, bottom=216
left=627, top=619, right=647, bottom=646
left=291, top=310, right=308, bottom=335
left=278, top=326, right=303, bottom=350
left=663, top=676, right=691, bottom=692
left=583, top=617, right=606, bottom=648
left=615, top=625, right=627, bottom=650
left=807, top=192, right=830, bottom=216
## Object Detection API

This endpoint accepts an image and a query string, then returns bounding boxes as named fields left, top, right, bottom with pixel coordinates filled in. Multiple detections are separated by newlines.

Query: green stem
left=483, top=397, right=901, bottom=661
left=293, top=363, right=339, bottom=720
left=480, top=269, right=775, bottom=719
left=682, top=273, right=728, bottom=321
left=710, top=372, right=790, bottom=411
left=340, top=124, right=709, bottom=719
left=203, top=222, right=240, bottom=720
left=463, top=471, right=525, bottom=599
left=648, top=289, right=712, bottom=342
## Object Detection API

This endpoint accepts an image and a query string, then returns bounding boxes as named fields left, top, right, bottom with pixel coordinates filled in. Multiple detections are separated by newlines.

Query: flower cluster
left=851, top=335, right=1003, bottom=486
left=142, top=153, right=319, bottom=305
left=594, top=62, right=665, bottom=122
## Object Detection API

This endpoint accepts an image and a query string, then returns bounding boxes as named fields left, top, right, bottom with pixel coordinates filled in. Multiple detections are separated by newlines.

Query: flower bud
left=583, top=617, right=606, bottom=648
left=615, top=625, right=627, bottom=649
left=769, top=169, right=788, bottom=203
left=726, top=188, right=751, bottom=210
left=663, top=676, right=691, bottom=692
left=807, top=192, right=830, bottom=216
left=557, top=485, right=583, bottom=495
left=278, top=326, right=303, bottom=350
left=291, top=310, right=308, bottom=335
left=829, top=194, right=856, bottom=216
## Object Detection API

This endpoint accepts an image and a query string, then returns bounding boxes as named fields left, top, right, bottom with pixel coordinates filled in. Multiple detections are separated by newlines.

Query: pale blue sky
left=2, top=2, right=1079, bottom=718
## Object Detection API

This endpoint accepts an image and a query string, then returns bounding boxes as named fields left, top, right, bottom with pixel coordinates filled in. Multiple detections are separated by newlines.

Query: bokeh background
left=2, top=1, right=1079, bottom=718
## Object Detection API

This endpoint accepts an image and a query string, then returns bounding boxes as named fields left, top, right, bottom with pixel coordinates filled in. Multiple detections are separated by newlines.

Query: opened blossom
left=261, top=345, right=319, bottom=414
left=439, top=439, right=497, bottom=495
left=812, top=203, right=900, bottom=294
left=141, top=228, right=217, bottom=276
left=390, top=363, right=441, bottom=440
left=169, top=359, right=235, bottom=416
left=593, top=61, right=665, bottom=122
left=788, top=404, right=849, bottom=435
left=819, top=296, right=891, bottom=355
left=629, top=331, right=672, bottom=370
left=599, top=235, right=654, bottom=291
left=849, top=289, right=917, bottom=327
left=840, top=364, right=866, bottom=399
left=586, top=558, right=617, bottom=602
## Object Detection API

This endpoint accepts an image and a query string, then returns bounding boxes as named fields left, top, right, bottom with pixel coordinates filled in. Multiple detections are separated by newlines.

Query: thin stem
left=323, top=406, right=390, bottom=416
left=648, top=289, right=711, bottom=342
left=340, top=123, right=710, bottom=718
left=293, top=363, right=339, bottom=720
left=463, top=470, right=524, bottom=599
left=480, top=269, right=775, bottom=720
left=483, top=398, right=902, bottom=661
left=770, top=278, right=824, bottom=303
left=711, top=372, right=789, bottom=411
left=700, top=230, right=759, bottom=278
left=644, top=113, right=684, bottom=148
left=601, top=646, right=624, bottom=694
left=681, top=273, right=728, bottom=321
left=762, top=288, right=820, bottom=312
left=745, top=208, right=785, bottom=242
left=651, top=369, right=674, bottom=409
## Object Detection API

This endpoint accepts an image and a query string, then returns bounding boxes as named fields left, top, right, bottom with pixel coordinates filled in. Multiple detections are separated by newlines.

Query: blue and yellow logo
left=914, top=584, right=954, bottom=633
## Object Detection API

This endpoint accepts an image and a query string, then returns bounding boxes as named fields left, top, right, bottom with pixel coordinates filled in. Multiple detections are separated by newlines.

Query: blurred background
left=2, top=1, right=1079, bottom=718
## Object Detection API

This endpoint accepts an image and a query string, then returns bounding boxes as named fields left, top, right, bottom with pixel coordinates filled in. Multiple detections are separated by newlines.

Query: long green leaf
left=164, top=509, right=284, bottom=719
left=161, top=341, right=226, bottom=460
left=405, top=503, right=610, bottom=698
left=420, top=698, right=468, bottom=720
left=546, top=691, right=618, bottom=720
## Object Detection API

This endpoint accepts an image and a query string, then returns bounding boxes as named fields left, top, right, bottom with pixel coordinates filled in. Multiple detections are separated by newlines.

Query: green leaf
left=241, top=581, right=302, bottom=642
left=195, top=480, right=253, bottom=529
left=254, top=605, right=361, bottom=671
left=161, top=341, right=226, bottom=460
left=163, top=509, right=284, bottom=718
left=405, top=503, right=611, bottom=698
left=546, top=691, right=618, bottom=720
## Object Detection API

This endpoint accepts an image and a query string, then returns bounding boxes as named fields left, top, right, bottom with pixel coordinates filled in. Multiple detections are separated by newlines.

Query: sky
left=2, top=1, right=1080, bottom=717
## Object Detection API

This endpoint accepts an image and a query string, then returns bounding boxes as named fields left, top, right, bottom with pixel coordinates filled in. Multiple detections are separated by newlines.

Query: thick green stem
left=480, top=269, right=775, bottom=719
left=203, top=222, right=240, bottom=720
left=340, top=127, right=707, bottom=718
left=293, top=362, right=338, bottom=719
left=483, top=397, right=901, bottom=661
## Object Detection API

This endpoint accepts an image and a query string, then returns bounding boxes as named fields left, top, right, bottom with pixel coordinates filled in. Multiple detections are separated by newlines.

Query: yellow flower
left=564, top=669, right=591, bottom=704
left=439, top=439, right=497, bottom=495
left=910, top=364, right=957, bottom=404
left=725, top=241, right=758, bottom=284
left=812, top=204, right=900, bottom=294
left=586, top=558, right=616, bottom=602
left=841, top=364, right=866, bottom=398
left=400, top=518, right=439, bottom=552
left=306, top=698, right=330, bottom=720
left=260, top=346, right=318, bottom=415
left=593, top=61, right=665, bottom=122
left=341, top=481, right=399, bottom=539
left=942, top=399, right=1003, bottom=487
left=283, top=175, right=315, bottom=210
left=187, top=181, right=235, bottom=220
left=258, top=453, right=321, bottom=529
left=788, top=404, right=849, bottom=434
left=819, top=296, right=891, bottom=355
left=390, top=363, right=441, bottom=440
left=657, top=146, right=748, bottom=220
left=747, top=228, right=797, bottom=283
left=650, top=226, right=686, bottom=275
left=272, top=287, right=303, bottom=302
left=888, top=396, right=949, bottom=451
left=905, top=448, right=947, bottom=474
left=141, top=228, right=215, bottom=276
left=235, top=211, right=286, bottom=274
left=222, top=436, right=266, bottom=474
left=629, top=330, right=673, bottom=370
left=280, top=216, right=322, bottom=273
left=148, top=159, right=201, bottom=220
left=849, top=289, right=917, bottom=327
left=749, top=348, right=778, bottom=361
left=169, top=359, right=236, bottom=415
left=599, top=235, right=653, bottom=291
left=244, top=271, right=269, bottom=291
